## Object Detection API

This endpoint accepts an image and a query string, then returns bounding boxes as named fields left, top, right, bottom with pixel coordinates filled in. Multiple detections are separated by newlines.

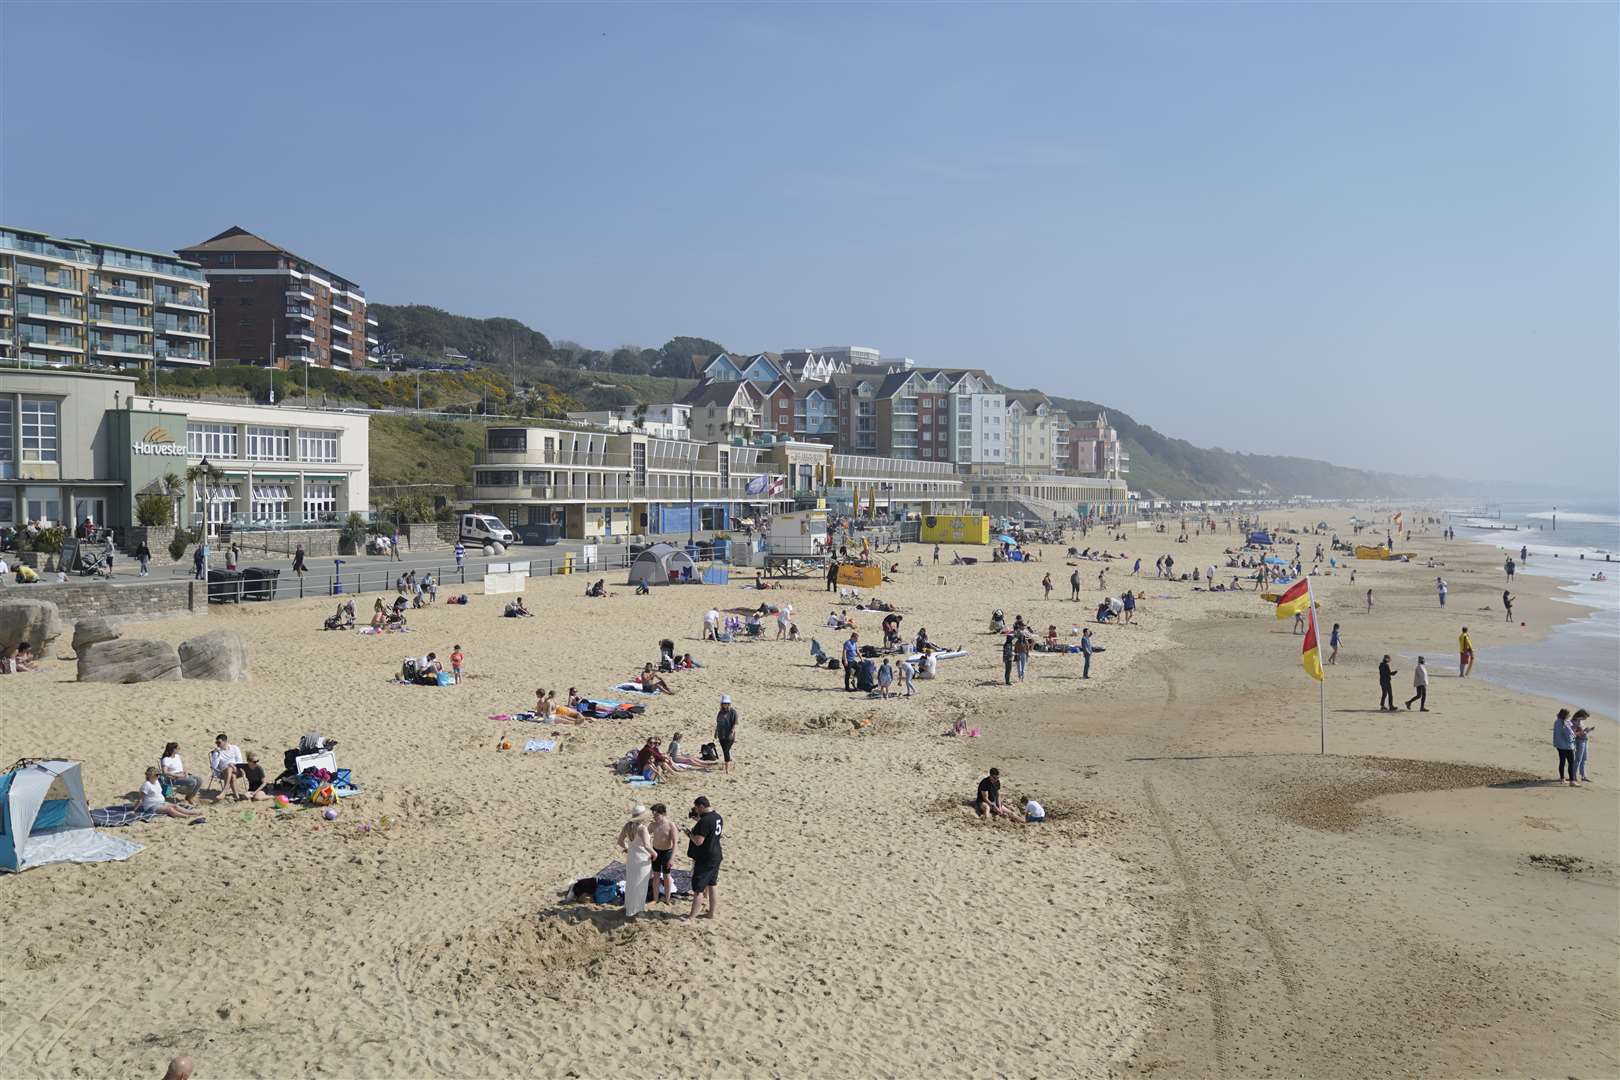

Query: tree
left=653, top=336, right=727, bottom=378
left=608, top=346, right=652, bottom=375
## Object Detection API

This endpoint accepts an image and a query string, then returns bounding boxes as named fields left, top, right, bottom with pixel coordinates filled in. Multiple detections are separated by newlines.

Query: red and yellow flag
left=1274, top=577, right=1312, bottom=619
left=1301, top=607, right=1325, bottom=681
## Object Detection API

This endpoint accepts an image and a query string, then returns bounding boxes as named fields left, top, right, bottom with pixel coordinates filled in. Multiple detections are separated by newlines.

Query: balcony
left=93, top=311, right=153, bottom=331
left=94, top=283, right=152, bottom=304
left=16, top=300, right=83, bottom=324
left=1, top=233, right=94, bottom=264
left=285, top=305, right=315, bottom=321
left=154, top=315, right=208, bottom=338
left=366, top=335, right=379, bottom=347
left=16, top=271, right=80, bottom=295
left=285, top=283, right=314, bottom=302
left=94, top=335, right=154, bottom=360
left=155, top=342, right=209, bottom=366
left=331, top=341, right=353, bottom=356
left=17, top=328, right=85, bottom=352
left=331, top=299, right=352, bottom=317
left=366, top=316, right=378, bottom=327
left=330, top=318, right=352, bottom=335
left=99, top=249, right=205, bottom=282
left=156, top=289, right=208, bottom=312
left=285, top=328, right=315, bottom=343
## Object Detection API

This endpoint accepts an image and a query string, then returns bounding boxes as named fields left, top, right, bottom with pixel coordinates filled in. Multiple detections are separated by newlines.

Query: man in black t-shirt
left=976, top=768, right=1020, bottom=821
left=685, top=795, right=724, bottom=920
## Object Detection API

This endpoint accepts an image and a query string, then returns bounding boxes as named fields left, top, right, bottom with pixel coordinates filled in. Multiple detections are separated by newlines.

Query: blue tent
left=1247, top=532, right=1273, bottom=545
left=0, top=760, right=141, bottom=873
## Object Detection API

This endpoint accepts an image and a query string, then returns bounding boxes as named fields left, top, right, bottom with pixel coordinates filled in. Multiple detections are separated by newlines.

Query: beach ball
left=274, top=794, right=290, bottom=808
left=323, top=807, right=339, bottom=821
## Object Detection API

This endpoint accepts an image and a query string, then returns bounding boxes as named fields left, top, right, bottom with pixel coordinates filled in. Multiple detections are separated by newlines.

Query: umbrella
left=995, top=535, right=1019, bottom=545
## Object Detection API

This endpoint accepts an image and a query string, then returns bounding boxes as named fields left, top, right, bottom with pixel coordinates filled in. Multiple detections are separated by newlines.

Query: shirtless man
left=648, top=804, right=679, bottom=903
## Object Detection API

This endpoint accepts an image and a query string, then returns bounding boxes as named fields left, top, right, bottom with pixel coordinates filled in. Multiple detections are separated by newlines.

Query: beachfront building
left=177, top=226, right=377, bottom=370
left=1, top=226, right=212, bottom=373
left=1064, top=411, right=1129, bottom=479
left=965, top=464, right=1132, bottom=522
left=566, top=404, right=691, bottom=441
left=469, top=424, right=972, bottom=539
left=0, top=367, right=369, bottom=535
left=1005, top=392, right=1061, bottom=472
left=681, top=380, right=764, bottom=442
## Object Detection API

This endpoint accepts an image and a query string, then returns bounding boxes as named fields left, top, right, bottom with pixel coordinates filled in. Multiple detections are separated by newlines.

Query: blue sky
left=3, top=3, right=1614, bottom=493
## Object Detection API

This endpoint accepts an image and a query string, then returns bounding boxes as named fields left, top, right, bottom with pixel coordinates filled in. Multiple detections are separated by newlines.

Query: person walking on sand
left=714, top=695, right=738, bottom=771
left=1505, top=555, right=1515, bottom=580
left=1002, top=632, right=1016, bottom=686
left=1378, top=655, right=1398, bottom=712
left=1042, top=572, right=1053, bottom=600
left=617, top=805, right=655, bottom=919
left=1366, top=588, right=1374, bottom=615
left=826, top=559, right=839, bottom=592
left=1081, top=627, right=1094, bottom=679
left=1328, top=623, right=1341, bottom=665
left=843, top=633, right=860, bottom=691
left=1553, top=709, right=1578, bottom=786
left=293, top=543, right=307, bottom=578
left=1503, top=590, right=1515, bottom=623
left=1293, top=610, right=1306, bottom=636
left=1458, top=627, right=1475, bottom=677
left=683, top=796, right=723, bottom=921
left=1070, top=569, right=1081, bottom=601
left=933, top=544, right=941, bottom=564
left=1405, top=656, right=1430, bottom=711
left=899, top=654, right=916, bottom=697
left=1014, top=631, right=1030, bottom=682
left=1132, top=558, right=1141, bottom=576
left=1436, top=577, right=1448, bottom=607
left=1571, top=709, right=1593, bottom=782
left=648, top=804, right=678, bottom=903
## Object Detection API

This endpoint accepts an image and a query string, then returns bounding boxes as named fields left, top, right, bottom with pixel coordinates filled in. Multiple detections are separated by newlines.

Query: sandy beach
left=2, top=508, right=1615, bottom=1078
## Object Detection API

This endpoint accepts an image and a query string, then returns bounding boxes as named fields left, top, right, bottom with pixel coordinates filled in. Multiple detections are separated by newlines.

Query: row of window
left=195, top=481, right=340, bottom=526
left=186, top=423, right=340, bottom=462
left=0, top=398, right=60, bottom=464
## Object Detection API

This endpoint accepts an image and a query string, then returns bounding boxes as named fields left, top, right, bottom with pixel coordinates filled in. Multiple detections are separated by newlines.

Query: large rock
left=72, top=616, right=121, bottom=655
left=0, top=599, right=65, bottom=652
left=77, top=638, right=181, bottom=683
left=178, top=630, right=250, bottom=682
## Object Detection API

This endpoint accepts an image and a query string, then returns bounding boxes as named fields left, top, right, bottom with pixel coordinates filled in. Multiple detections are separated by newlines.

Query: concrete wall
left=8, top=578, right=198, bottom=623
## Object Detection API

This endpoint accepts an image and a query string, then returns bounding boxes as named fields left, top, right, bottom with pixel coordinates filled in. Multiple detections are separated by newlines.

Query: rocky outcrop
left=76, top=638, right=182, bottom=683
left=178, top=630, right=250, bottom=682
left=0, top=598, right=65, bottom=652
left=72, top=616, right=121, bottom=656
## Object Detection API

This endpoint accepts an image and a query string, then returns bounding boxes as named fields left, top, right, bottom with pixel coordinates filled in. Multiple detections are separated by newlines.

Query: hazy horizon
left=3, top=3, right=1614, bottom=496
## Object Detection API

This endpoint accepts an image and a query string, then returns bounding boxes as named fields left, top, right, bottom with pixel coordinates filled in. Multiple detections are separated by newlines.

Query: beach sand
left=1, top=509, right=1614, bottom=1078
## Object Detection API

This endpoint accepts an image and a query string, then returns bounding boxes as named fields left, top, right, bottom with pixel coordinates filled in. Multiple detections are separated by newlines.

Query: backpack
left=700, top=742, right=719, bottom=762
left=401, top=658, right=419, bottom=681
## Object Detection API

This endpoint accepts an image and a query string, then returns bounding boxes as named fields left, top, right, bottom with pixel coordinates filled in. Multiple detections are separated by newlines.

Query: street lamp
left=197, top=456, right=211, bottom=577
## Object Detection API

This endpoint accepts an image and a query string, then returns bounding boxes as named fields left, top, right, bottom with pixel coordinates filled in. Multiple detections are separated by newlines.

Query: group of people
left=614, top=796, right=724, bottom=921
left=0, top=640, right=40, bottom=674
left=975, top=768, right=1044, bottom=823
left=136, top=735, right=275, bottom=818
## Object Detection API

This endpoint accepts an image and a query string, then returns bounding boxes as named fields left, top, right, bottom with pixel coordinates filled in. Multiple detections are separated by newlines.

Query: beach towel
left=524, top=739, right=556, bottom=753
left=627, top=777, right=657, bottom=787
left=906, top=649, right=968, bottom=663
left=90, top=805, right=158, bottom=827
left=612, top=682, right=659, bottom=695
left=595, top=859, right=692, bottom=898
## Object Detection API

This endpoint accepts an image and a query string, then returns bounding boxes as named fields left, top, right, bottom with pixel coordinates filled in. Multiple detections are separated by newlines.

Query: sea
left=1448, top=501, right=1620, bottom=723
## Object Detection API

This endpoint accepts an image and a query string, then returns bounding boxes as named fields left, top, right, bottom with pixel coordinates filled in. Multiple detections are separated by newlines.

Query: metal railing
left=186, top=548, right=637, bottom=605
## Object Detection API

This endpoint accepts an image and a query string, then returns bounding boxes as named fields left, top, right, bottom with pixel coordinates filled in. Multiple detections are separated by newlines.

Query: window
left=251, top=484, right=291, bottom=525
left=23, top=486, right=62, bottom=525
left=0, top=398, right=13, bottom=478
left=298, top=429, right=339, bottom=462
left=522, top=470, right=552, bottom=485
left=0, top=495, right=13, bottom=526
left=188, top=422, right=239, bottom=459
left=195, top=483, right=239, bottom=533
left=21, top=398, right=58, bottom=463
left=303, top=482, right=337, bottom=523
left=239, top=297, right=254, bottom=306
left=246, top=425, right=290, bottom=461
left=478, top=470, right=519, bottom=487
left=487, top=429, right=528, bottom=451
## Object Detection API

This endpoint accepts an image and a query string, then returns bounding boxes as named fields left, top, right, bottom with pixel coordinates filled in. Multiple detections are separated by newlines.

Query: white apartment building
left=950, top=374, right=1005, bottom=465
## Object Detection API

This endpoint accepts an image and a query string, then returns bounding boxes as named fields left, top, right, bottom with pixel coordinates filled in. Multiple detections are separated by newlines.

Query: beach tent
left=0, top=760, right=142, bottom=873
left=626, top=543, right=696, bottom=587
left=1247, top=532, right=1273, bottom=546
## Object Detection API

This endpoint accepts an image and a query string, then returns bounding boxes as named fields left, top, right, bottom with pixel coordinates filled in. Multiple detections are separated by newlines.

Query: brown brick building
left=177, top=227, right=376, bottom=370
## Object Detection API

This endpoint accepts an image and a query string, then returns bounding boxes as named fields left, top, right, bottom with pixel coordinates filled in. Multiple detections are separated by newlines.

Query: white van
left=460, top=513, right=515, bottom=546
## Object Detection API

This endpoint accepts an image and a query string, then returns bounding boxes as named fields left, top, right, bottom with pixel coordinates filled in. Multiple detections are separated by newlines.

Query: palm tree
left=184, top=459, right=225, bottom=534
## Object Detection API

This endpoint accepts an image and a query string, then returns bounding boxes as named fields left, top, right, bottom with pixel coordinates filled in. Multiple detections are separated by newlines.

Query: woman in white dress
left=616, top=805, right=656, bottom=919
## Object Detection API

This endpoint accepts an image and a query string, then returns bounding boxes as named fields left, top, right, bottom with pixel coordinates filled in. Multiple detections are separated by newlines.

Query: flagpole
left=1311, top=577, right=1325, bottom=755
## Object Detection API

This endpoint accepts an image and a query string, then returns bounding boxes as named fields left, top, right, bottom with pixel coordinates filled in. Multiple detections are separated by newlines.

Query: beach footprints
left=0, top=978, right=106, bottom=1068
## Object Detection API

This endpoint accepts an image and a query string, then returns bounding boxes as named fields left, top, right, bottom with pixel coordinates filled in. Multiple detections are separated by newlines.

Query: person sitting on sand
left=370, top=598, right=388, bottom=629
left=1044, top=624, right=1060, bottom=651
left=11, top=641, right=38, bottom=672
left=209, top=733, right=245, bottom=801
left=914, top=627, right=932, bottom=654
left=632, top=738, right=676, bottom=780
left=638, top=664, right=675, bottom=694
left=240, top=752, right=271, bottom=801
left=1022, top=796, right=1046, bottom=823
left=505, top=597, right=533, bottom=617
left=667, top=731, right=719, bottom=770
left=160, top=742, right=202, bottom=804
left=137, top=766, right=199, bottom=819
left=976, top=768, right=1022, bottom=822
